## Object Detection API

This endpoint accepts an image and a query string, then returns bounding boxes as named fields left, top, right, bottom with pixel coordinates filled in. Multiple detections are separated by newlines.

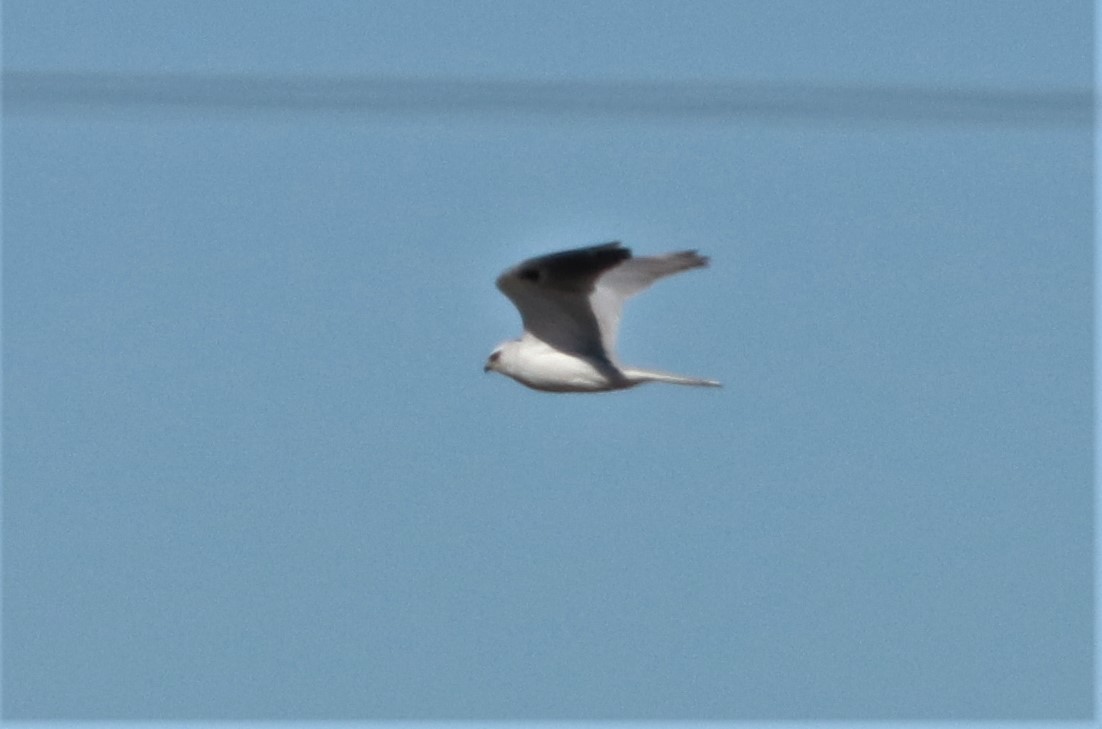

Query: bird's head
left=484, top=341, right=518, bottom=376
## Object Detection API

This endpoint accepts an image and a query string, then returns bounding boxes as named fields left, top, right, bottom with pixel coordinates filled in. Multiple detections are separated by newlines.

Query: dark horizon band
left=3, top=69, right=1092, bottom=126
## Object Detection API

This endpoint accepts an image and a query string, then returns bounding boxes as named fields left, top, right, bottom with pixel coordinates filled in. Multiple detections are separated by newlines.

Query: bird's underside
left=485, top=241, right=720, bottom=393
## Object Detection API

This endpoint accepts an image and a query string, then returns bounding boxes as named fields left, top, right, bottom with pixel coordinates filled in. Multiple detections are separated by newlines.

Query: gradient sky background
left=2, top=0, right=1095, bottom=723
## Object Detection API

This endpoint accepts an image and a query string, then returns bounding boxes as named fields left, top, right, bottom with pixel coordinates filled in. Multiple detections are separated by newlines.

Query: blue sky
left=2, top=0, right=1095, bottom=723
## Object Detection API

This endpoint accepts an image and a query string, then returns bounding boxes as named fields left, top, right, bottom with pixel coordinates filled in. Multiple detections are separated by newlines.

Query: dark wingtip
left=668, top=249, right=710, bottom=270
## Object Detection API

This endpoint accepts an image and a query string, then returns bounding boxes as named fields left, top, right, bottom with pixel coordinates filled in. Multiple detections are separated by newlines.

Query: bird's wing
left=589, top=250, right=709, bottom=356
left=496, top=242, right=630, bottom=360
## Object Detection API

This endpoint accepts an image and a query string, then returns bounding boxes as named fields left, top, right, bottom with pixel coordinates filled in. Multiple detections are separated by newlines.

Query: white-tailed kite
left=485, top=242, right=721, bottom=392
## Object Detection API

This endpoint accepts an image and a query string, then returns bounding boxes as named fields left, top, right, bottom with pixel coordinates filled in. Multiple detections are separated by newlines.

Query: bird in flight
left=485, top=242, right=721, bottom=393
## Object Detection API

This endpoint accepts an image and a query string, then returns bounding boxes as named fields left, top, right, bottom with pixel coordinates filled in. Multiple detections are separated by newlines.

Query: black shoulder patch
left=537, top=242, right=631, bottom=282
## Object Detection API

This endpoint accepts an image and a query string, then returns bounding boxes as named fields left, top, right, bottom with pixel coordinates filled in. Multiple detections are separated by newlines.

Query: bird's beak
left=483, top=363, right=491, bottom=373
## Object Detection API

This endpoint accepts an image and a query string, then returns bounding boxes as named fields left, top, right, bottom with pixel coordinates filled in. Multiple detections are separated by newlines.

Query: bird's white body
left=492, top=335, right=621, bottom=392
left=485, top=242, right=720, bottom=393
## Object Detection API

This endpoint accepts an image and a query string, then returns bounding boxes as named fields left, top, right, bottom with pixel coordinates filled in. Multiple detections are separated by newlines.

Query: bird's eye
left=519, top=268, right=540, bottom=282
left=489, top=351, right=501, bottom=363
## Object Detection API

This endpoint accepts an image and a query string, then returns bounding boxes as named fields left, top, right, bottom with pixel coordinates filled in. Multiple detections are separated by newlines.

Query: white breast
left=506, top=337, right=624, bottom=392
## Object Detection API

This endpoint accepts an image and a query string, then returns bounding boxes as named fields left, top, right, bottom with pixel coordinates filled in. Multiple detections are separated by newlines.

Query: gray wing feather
left=496, top=242, right=630, bottom=359
left=589, top=250, right=709, bottom=357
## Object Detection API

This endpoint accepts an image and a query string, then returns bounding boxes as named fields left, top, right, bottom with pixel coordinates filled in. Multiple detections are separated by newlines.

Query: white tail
left=622, top=367, right=722, bottom=388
